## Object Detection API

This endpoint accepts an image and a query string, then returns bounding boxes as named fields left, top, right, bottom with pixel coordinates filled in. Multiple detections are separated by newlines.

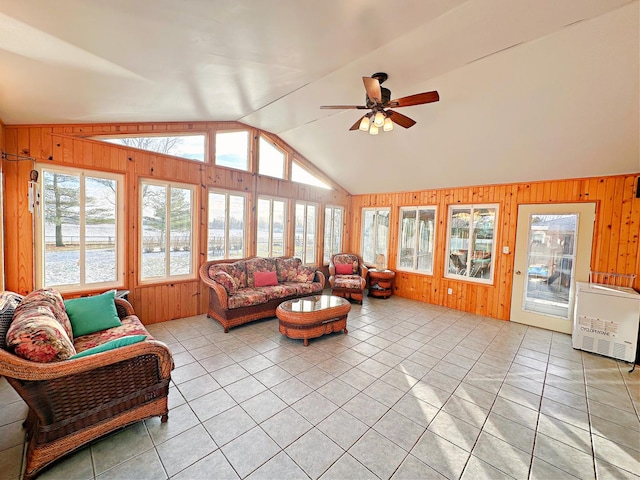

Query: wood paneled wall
left=2, top=121, right=350, bottom=324
left=348, top=175, right=640, bottom=320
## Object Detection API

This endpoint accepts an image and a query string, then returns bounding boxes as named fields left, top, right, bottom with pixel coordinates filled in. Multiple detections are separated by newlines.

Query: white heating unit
left=573, top=281, right=640, bottom=362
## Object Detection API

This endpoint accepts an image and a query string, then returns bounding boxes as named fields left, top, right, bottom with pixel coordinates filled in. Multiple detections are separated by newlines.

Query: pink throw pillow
left=335, top=263, right=353, bottom=275
left=254, top=271, right=278, bottom=287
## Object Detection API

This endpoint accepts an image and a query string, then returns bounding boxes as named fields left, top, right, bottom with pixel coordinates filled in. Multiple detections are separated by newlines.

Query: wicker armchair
left=329, top=253, right=368, bottom=304
left=0, top=298, right=174, bottom=480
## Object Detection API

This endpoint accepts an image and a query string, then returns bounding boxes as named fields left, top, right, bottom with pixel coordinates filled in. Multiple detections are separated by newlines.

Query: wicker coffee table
left=276, top=295, right=351, bottom=346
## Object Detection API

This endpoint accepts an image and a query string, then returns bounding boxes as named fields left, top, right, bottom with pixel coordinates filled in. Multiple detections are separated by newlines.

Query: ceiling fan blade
left=363, top=77, right=382, bottom=103
left=387, top=110, right=416, bottom=128
left=387, top=91, right=439, bottom=108
left=320, top=105, right=368, bottom=110
left=349, top=115, right=367, bottom=131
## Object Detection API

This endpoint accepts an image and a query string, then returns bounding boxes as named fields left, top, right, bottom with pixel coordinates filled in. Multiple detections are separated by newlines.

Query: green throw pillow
left=64, top=290, right=122, bottom=337
left=70, top=335, right=147, bottom=359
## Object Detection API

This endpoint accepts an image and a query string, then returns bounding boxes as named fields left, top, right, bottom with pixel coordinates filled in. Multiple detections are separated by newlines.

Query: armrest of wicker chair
left=314, top=270, right=326, bottom=289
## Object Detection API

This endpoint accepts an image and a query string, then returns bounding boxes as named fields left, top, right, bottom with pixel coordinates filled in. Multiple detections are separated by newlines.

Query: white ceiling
left=0, top=0, right=637, bottom=194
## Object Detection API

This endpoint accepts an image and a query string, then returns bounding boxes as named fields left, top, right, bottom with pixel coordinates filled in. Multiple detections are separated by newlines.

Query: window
left=215, top=130, right=249, bottom=171
left=257, top=196, right=287, bottom=257
left=140, top=180, right=196, bottom=281
left=208, top=190, right=247, bottom=260
left=37, top=166, right=124, bottom=291
left=294, top=202, right=318, bottom=264
left=361, top=208, right=390, bottom=267
left=93, top=134, right=206, bottom=162
left=258, top=136, right=285, bottom=179
left=446, top=204, right=498, bottom=283
left=323, top=206, right=343, bottom=264
left=291, top=161, right=330, bottom=189
left=397, top=206, right=437, bottom=274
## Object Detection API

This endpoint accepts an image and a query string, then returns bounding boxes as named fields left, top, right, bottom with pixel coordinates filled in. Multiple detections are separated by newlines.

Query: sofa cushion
left=254, top=284, right=297, bottom=300
left=6, top=304, right=77, bottom=362
left=212, top=271, right=238, bottom=294
left=70, top=334, right=147, bottom=359
left=292, top=265, right=316, bottom=283
left=276, top=257, right=302, bottom=283
left=283, top=281, right=323, bottom=296
left=64, top=290, right=122, bottom=337
left=15, top=288, right=73, bottom=341
left=209, top=262, right=247, bottom=289
left=0, top=292, right=23, bottom=350
left=227, top=289, right=269, bottom=309
left=254, top=271, right=278, bottom=287
left=245, top=257, right=276, bottom=288
left=73, top=315, right=152, bottom=352
left=335, top=263, right=353, bottom=275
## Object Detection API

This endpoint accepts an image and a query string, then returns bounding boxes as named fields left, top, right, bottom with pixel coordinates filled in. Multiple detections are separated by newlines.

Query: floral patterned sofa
left=0, top=289, right=173, bottom=480
left=199, top=256, right=325, bottom=332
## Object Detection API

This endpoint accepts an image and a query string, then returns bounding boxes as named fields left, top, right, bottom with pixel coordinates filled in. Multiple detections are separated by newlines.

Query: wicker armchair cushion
left=70, top=334, right=147, bottom=359
left=15, top=288, right=73, bottom=340
left=73, top=315, right=152, bottom=352
left=64, top=290, right=121, bottom=337
left=0, top=291, right=23, bottom=349
left=6, top=304, right=77, bottom=362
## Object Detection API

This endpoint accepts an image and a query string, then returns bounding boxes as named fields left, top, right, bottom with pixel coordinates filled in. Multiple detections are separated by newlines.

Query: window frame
left=207, top=188, right=248, bottom=261
left=445, top=203, right=499, bottom=284
left=256, top=195, right=288, bottom=257
left=89, top=132, right=208, bottom=163
left=294, top=201, right=319, bottom=265
left=35, top=164, right=125, bottom=293
left=396, top=205, right=437, bottom=275
left=215, top=129, right=250, bottom=172
left=139, top=178, right=198, bottom=284
left=323, top=205, right=344, bottom=265
left=360, top=207, right=391, bottom=268
left=258, top=134, right=286, bottom=179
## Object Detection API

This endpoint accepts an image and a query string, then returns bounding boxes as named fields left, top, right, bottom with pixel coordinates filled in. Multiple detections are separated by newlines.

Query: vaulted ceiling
left=0, top=0, right=638, bottom=194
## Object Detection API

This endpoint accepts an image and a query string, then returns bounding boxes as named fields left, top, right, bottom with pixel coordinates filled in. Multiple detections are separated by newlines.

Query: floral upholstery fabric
left=283, top=281, right=323, bottom=296
left=275, top=257, right=302, bottom=283
left=332, top=254, right=358, bottom=274
left=333, top=275, right=363, bottom=290
left=209, top=262, right=247, bottom=289
left=227, top=289, right=269, bottom=309
left=73, top=315, right=152, bottom=353
left=254, top=284, right=298, bottom=301
left=0, top=291, right=23, bottom=350
left=16, top=288, right=73, bottom=340
left=211, top=271, right=238, bottom=294
left=6, top=304, right=76, bottom=362
left=292, top=265, right=316, bottom=283
left=245, top=258, right=277, bottom=288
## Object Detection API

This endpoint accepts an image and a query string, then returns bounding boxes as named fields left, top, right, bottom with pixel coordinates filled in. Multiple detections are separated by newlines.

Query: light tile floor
left=2, top=294, right=639, bottom=479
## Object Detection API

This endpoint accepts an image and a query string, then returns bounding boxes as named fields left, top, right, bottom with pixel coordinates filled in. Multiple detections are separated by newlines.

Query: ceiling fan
left=320, top=72, right=439, bottom=134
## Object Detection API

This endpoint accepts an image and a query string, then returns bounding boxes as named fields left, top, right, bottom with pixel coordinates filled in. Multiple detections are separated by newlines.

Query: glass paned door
left=523, top=214, right=578, bottom=319
left=511, top=203, right=595, bottom=333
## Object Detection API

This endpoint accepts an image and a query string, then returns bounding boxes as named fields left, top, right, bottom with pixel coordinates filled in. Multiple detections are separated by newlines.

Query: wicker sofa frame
left=0, top=299, right=174, bottom=480
left=199, top=256, right=326, bottom=333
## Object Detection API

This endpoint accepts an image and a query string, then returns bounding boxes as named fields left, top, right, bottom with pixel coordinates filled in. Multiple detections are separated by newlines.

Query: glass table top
left=279, top=295, right=348, bottom=313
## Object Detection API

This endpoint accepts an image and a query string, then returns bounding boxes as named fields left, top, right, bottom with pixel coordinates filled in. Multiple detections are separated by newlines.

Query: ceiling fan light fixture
left=359, top=115, right=370, bottom=131
left=373, top=111, right=385, bottom=128
left=383, top=117, right=394, bottom=132
left=369, top=124, right=379, bottom=135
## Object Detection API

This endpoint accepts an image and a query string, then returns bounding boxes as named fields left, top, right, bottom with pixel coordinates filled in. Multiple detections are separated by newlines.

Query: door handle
left=515, top=271, right=521, bottom=275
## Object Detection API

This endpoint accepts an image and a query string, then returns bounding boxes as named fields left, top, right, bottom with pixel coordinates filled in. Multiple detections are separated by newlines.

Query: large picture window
left=323, top=206, right=343, bottom=264
left=92, top=134, right=206, bottom=162
left=140, top=180, right=196, bottom=281
left=37, top=166, right=124, bottom=291
left=294, top=202, right=318, bottom=264
left=397, top=206, right=436, bottom=274
left=257, top=196, right=287, bottom=257
left=361, top=208, right=390, bottom=267
left=208, top=190, right=247, bottom=260
left=446, top=204, right=498, bottom=283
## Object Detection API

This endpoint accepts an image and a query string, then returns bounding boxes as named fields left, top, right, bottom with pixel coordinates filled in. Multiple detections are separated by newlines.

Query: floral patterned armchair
left=328, top=253, right=368, bottom=304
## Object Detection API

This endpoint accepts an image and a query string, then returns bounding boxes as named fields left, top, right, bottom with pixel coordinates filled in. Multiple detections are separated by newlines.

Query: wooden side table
left=368, top=269, right=395, bottom=299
